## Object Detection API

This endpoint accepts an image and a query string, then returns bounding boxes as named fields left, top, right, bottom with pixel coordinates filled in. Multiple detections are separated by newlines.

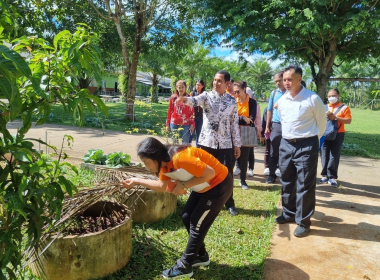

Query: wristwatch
left=181, top=181, right=188, bottom=191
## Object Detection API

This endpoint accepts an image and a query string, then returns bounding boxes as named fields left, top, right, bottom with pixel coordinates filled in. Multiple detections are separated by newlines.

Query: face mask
left=328, top=96, right=338, bottom=104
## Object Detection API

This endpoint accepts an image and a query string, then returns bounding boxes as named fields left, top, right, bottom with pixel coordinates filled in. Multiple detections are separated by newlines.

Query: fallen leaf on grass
left=237, top=228, right=243, bottom=234
left=160, top=230, right=167, bottom=235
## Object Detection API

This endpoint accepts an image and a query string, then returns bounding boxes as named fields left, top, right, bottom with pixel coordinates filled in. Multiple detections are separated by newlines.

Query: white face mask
left=328, top=96, right=338, bottom=104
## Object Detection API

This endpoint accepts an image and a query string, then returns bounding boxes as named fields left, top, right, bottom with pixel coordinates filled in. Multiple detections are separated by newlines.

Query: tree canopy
left=189, top=0, right=380, bottom=98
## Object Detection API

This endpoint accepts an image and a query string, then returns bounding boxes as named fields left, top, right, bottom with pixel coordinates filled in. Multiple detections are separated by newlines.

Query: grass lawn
left=99, top=181, right=281, bottom=280
left=43, top=101, right=380, bottom=159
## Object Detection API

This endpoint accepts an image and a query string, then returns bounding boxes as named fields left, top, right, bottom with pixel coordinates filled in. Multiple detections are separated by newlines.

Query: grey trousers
left=279, top=136, right=319, bottom=228
left=320, top=132, right=345, bottom=179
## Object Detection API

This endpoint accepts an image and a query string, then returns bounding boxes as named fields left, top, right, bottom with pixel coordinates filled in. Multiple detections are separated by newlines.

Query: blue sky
left=209, top=46, right=284, bottom=69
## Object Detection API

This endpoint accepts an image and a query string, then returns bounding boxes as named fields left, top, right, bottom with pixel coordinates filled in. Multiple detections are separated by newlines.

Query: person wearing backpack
left=319, top=88, right=352, bottom=187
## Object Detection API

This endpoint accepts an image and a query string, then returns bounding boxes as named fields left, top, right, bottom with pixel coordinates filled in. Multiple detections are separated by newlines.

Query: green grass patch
left=101, top=181, right=281, bottom=280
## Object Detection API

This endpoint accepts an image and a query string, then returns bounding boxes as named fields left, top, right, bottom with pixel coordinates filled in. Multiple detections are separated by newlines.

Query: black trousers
left=199, top=145, right=235, bottom=208
left=236, top=147, right=254, bottom=171
left=235, top=147, right=251, bottom=181
left=268, top=122, right=282, bottom=176
left=320, top=132, right=345, bottom=179
left=279, top=136, right=319, bottom=228
left=264, top=138, right=271, bottom=168
left=180, top=174, right=233, bottom=266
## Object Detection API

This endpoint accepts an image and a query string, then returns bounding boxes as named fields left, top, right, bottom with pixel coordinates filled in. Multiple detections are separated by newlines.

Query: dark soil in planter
left=60, top=201, right=129, bottom=236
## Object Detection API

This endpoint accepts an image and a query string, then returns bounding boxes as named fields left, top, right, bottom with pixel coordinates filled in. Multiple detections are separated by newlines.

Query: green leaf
left=58, top=175, right=74, bottom=196
left=53, top=30, right=71, bottom=49
left=0, top=65, right=17, bottom=99
left=0, top=45, right=32, bottom=78
left=11, top=151, right=32, bottom=163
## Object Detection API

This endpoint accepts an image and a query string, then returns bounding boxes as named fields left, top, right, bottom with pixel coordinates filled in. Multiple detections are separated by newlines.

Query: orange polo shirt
left=237, top=94, right=250, bottom=118
left=159, top=147, right=228, bottom=193
left=328, top=102, right=352, bottom=133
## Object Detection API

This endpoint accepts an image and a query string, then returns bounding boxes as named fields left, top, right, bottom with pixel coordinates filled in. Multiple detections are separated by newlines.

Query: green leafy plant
left=105, top=151, right=131, bottom=168
left=82, top=149, right=106, bottom=165
left=0, top=3, right=108, bottom=278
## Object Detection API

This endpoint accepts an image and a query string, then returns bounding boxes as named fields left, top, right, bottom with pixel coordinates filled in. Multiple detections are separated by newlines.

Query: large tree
left=89, top=0, right=194, bottom=119
left=189, top=0, right=380, bottom=99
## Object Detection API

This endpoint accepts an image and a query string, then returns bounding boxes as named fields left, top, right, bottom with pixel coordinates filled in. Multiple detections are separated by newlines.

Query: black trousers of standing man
left=278, top=136, right=319, bottom=228
left=199, top=145, right=235, bottom=208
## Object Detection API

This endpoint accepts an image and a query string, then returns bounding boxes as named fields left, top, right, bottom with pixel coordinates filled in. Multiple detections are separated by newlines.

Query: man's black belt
left=285, top=135, right=318, bottom=143
left=272, top=121, right=281, bottom=124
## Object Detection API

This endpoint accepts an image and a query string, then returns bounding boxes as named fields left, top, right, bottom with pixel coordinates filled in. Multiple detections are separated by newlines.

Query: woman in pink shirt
left=166, top=80, right=195, bottom=144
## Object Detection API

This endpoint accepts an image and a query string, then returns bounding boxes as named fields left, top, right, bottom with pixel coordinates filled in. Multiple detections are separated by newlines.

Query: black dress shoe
left=274, top=215, right=295, bottom=224
left=228, top=206, right=238, bottom=216
left=293, top=225, right=310, bottom=237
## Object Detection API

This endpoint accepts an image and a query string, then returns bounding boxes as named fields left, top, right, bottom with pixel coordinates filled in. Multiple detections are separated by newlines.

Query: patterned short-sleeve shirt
left=185, top=90, right=241, bottom=149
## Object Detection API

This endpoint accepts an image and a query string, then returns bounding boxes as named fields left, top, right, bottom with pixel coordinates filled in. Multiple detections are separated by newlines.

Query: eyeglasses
left=233, top=91, right=240, bottom=95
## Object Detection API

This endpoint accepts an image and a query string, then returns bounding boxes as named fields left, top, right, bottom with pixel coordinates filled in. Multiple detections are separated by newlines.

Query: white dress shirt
left=277, top=87, right=327, bottom=139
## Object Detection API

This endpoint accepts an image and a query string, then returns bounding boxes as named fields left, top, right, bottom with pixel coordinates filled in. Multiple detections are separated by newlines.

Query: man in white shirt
left=275, top=65, right=326, bottom=237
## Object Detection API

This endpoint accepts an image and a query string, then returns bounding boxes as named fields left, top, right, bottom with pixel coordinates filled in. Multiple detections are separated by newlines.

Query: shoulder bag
left=323, top=104, right=345, bottom=141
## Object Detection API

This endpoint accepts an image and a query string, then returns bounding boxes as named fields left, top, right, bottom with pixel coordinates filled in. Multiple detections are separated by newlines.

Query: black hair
left=233, top=81, right=247, bottom=90
left=274, top=71, right=284, bottom=78
left=230, top=78, right=234, bottom=83
left=196, top=79, right=205, bottom=93
left=301, top=80, right=306, bottom=88
left=284, top=65, right=303, bottom=76
left=216, top=70, right=231, bottom=82
left=137, top=137, right=188, bottom=176
left=329, top=88, right=340, bottom=95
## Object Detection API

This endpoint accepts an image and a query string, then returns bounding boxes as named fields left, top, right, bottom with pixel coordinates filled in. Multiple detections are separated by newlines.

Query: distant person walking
left=189, top=79, right=205, bottom=147
left=265, top=71, right=287, bottom=183
left=232, top=81, right=262, bottom=189
left=176, top=70, right=241, bottom=216
left=166, top=80, right=195, bottom=144
left=275, top=65, right=326, bottom=237
left=319, top=88, right=352, bottom=187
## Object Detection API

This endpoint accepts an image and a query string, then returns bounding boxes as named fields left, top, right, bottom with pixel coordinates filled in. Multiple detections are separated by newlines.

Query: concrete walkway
left=6, top=121, right=380, bottom=280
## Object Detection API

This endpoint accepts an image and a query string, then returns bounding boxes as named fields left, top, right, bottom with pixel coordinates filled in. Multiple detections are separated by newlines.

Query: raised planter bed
left=30, top=201, right=132, bottom=280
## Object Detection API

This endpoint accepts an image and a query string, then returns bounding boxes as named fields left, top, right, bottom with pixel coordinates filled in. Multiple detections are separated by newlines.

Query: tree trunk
left=126, top=12, right=144, bottom=120
left=151, top=73, right=159, bottom=103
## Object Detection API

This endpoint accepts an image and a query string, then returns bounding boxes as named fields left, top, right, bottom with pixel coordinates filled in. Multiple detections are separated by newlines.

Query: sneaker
left=247, top=169, right=254, bottom=177
left=263, top=168, right=270, bottom=176
left=328, top=179, right=338, bottom=187
left=319, top=177, right=328, bottom=184
left=161, top=260, right=193, bottom=279
left=275, top=168, right=281, bottom=177
left=192, top=252, right=210, bottom=267
left=266, top=176, right=276, bottom=184
left=228, top=206, right=238, bottom=216
left=274, top=215, right=295, bottom=224
left=233, top=168, right=241, bottom=176
left=293, top=225, right=310, bottom=238
left=240, top=180, right=249, bottom=190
